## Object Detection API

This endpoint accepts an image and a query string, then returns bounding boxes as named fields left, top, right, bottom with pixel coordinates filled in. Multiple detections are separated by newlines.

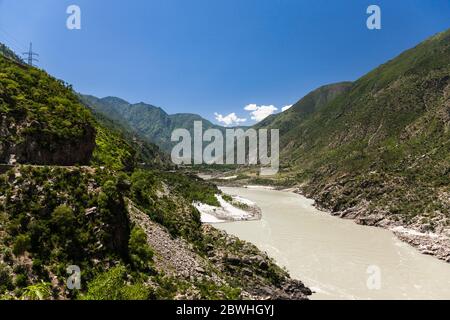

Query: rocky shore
left=391, top=226, right=450, bottom=262
left=304, top=189, right=450, bottom=264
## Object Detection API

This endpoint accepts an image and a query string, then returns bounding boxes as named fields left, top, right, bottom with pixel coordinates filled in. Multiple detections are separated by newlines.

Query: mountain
left=80, top=95, right=226, bottom=153
left=255, top=82, right=353, bottom=150
left=0, top=49, right=165, bottom=170
left=256, top=29, right=450, bottom=259
left=82, top=101, right=169, bottom=170
left=0, top=46, right=310, bottom=300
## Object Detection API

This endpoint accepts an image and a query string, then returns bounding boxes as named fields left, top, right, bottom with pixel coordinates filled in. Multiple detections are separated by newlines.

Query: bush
left=82, top=266, right=151, bottom=300
left=32, top=258, right=46, bottom=277
left=0, top=264, right=13, bottom=293
left=222, top=194, right=233, bottom=202
left=129, top=227, right=154, bottom=272
left=161, top=172, right=220, bottom=206
left=12, top=234, right=31, bottom=256
left=195, top=280, right=241, bottom=300
left=51, top=205, right=75, bottom=234
left=14, top=274, right=28, bottom=288
left=20, top=281, right=52, bottom=300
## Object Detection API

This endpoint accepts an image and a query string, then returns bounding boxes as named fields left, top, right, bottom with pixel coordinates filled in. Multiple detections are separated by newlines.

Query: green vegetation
left=0, top=163, right=293, bottom=300
left=220, top=194, right=251, bottom=211
left=85, top=103, right=168, bottom=171
left=0, top=53, right=95, bottom=165
left=0, top=40, right=311, bottom=301
left=0, top=263, right=13, bottom=293
left=12, top=235, right=31, bottom=256
left=93, top=125, right=136, bottom=171
left=82, top=266, right=151, bottom=300
left=160, top=172, right=220, bottom=206
left=0, top=51, right=165, bottom=170
left=193, top=279, right=241, bottom=300
left=79, top=94, right=230, bottom=153
left=20, top=282, right=52, bottom=300
left=129, top=227, right=154, bottom=272
left=129, top=170, right=205, bottom=246
left=0, top=165, right=223, bottom=300
left=0, top=166, right=131, bottom=298
left=222, top=194, right=233, bottom=202
left=0, top=44, right=23, bottom=63
left=2, top=28, right=449, bottom=302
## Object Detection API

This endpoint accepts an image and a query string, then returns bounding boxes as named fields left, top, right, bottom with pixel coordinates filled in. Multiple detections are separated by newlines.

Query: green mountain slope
left=259, top=29, right=450, bottom=242
left=86, top=105, right=169, bottom=171
left=80, top=95, right=227, bottom=153
left=0, top=166, right=311, bottom=300
left=0, top=54, right=96, bottom=165
left=256, top=82, right=353, bottom=151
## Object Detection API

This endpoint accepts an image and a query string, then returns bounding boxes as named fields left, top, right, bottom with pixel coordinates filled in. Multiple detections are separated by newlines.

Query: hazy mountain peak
left=100, top=96, right=131, bottom=107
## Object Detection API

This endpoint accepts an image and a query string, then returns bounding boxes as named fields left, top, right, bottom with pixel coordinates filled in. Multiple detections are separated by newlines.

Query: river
left=216, top=187, right=450, bottom=300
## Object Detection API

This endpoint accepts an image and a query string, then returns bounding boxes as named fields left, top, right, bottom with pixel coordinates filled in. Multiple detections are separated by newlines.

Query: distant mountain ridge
left=80, top=95, right=227, bottom=153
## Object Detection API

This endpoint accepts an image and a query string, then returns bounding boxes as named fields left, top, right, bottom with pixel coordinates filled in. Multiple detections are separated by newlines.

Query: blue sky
left=0, top=0, right=449, bottom=125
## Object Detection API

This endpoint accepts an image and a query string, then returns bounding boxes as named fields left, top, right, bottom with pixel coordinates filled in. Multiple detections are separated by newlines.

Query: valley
left=0, top=26, right=449, bottom=301
left=0, top=47, right=310, bottom=300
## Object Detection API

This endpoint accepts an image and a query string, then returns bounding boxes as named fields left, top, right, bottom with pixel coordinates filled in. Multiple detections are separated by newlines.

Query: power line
left=22, top=42, right=39, bottom=66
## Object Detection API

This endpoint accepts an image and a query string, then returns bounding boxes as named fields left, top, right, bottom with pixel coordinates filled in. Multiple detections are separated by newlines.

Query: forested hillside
left=0, top=46, right=310, bottom=300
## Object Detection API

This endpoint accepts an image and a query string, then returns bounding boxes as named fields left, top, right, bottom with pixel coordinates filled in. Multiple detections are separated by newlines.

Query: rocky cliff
left=0, top=54, right=96, bottom=166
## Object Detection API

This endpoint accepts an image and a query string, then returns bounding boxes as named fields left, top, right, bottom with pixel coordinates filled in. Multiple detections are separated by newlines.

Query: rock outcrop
left=0, top=115, right=96, bottom=165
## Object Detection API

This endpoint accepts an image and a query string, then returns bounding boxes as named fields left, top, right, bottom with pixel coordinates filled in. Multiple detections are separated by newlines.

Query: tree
left=13, top=234, right=31, bottom=256
left=129, top=227, right=154, bottom=272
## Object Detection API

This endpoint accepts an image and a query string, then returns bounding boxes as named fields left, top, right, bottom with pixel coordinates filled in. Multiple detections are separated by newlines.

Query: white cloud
left=245, top=104, right=278, bottom=122
left=244, top=104, right=258, bottom=111
left=214, top=112, right=247, bottom=127
left=216, top=102, right=288, bottom=126
left=282, top=104, right=293, bottom=112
